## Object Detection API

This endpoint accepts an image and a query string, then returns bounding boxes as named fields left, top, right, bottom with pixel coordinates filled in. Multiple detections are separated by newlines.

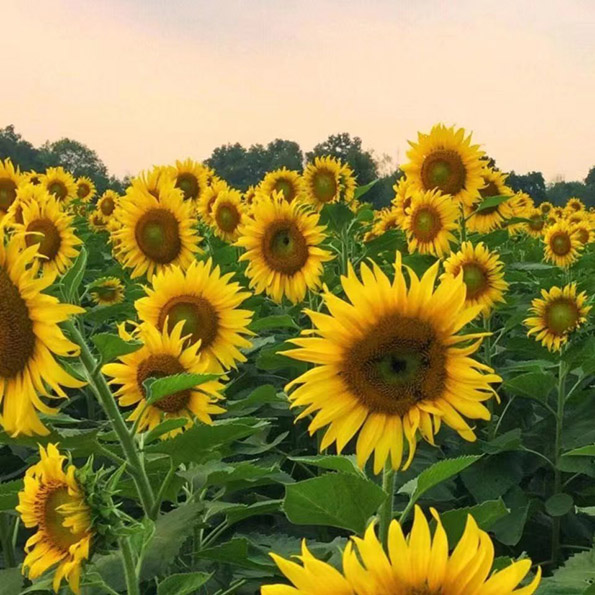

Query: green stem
left=120, top=538, right=140, bottom=595
left=379, top=461, right=395, bottom=549
left=459, top=204, right=467, bottom=244
left=483, top=316, right=496, bottom=440
left=65, top=320, right=157, bottom=519
left=0, top=514, right=16, bottom=567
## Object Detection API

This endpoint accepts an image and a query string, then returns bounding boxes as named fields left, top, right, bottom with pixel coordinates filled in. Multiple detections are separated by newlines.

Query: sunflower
left=402, top=124, right=486, bottom=207
left=16, top=444, right=92, bottom=594
left=302, top=156, right=343, bottom=208
left=339, top=161, right=357, bottom=205
left=465, top=169, right=514, bottom=233
left=96, top=190, right=119, bottom=218
left=89, top=277, right=125, bottom=306
left=572, top=221, right=594, bottom=246
left=88, top=211, right=108, bottom=233
left=372, top=207, right=401, bottom=235
left=566, top=197, right=584, bottom=213
left=284, top=255, right=500, bottom=473
left=543, top=220, right=583, bottom=268
left=170, top=158, right=211, bottom=206
left=0, top=158, right=22, bottom=218
left=75, top=177, right=96, bottom=203
left=391, top=176, right=416, bottom=226
left=128, top=165, right=173, bottom=201
left=112, top=184, right=202, bottom=279
left=4, top=183, right=47, bottom=226
left=526, top=284, right=590, bottom=352
left=401, top=189, right=459, bottom=257
left=102, top=323, right=225, bottom=436
left=24, top=171, right=42, bottom=186
left=197, top=178, right=229, bottom=224
left=442, top=242, right=508, bottom=315
left=551, top=206, right=565, bottom=220
left=12, top=193, right=82, bottom=277
left=243, top=185, right=258, bottom=205
left=237, top=193, right=333, bottom=304
left=539, top=201, right=553, bottom=215
left=523, top=208, right=546, bottom=238
left=565, top=211, right=586, bottom=226
left=41, top=167, right=77, bottom=205
left=211, top=188, right=245, bottom=242
left=260, top=168, right=305, bottom=204
left=263, top=506, right=541, bottom=595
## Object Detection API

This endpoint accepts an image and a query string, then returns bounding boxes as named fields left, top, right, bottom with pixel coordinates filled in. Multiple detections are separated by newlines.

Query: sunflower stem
left=120, top=537, right=140, bottom=595
left=379, top=460, right=395, bottom=550
left=483, top=315, right=496, bottom=440
left=0, top=514, right=16, bottom=567
left=459, top=204, right=467, bottom=244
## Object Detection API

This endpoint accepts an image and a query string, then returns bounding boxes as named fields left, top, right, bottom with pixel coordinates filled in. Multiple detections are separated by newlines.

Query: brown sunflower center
left=176, top=173, right=200, bottom=201
left=135, top=208, right=181, bottom=263
left=25, top=218, right=62, bottom=260
left=48, top=181, right=68, bottom=201
left=0, top=268, right=36, bottom=378
left=341, top=313, right=447, bottom=416
left=313, top=170, right=337, bottom=203
left=550, top=232, right=571, bottom=256
left=215, top=204, right=240, bottom=233
left=43, top=486, right=86, bottom=552
left=540, top=203, right=552, bottom=214
left=529, top=215, right=545, bottom=231
left=576, top=227, right=589, bottom=244
left=93, top=284, right=120, bottom=302
left=262, top=220, right=309, bottom=275
left=570, top=202, right=581, bottom=212
left=274, top=178, right=296, bottom=202
left=407, top=587, right=441, bottom=595
left=420, top=149, right=466, bottom=195
left=0, top=179, right=18, bottom=211
left=77, top=183, right=90, bottom=199
left=100, top=196, right=115, bottom=216
left=545, top=298, right=579, bottom=335
left=411, top=206, right=442, bottom=241
left=462, top=263, right=488, bottom=298
left=136, top=353, right=189, bottom=413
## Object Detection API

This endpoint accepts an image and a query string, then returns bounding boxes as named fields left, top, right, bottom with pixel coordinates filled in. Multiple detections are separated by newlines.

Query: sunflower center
left=135, top=208, right=182, bottom=264
left=462, top=263, right=488, bottom=298
left=412, top=207, right=441, bottom=241
left=77, top=184, right=90, bottom=199
left=0, top=268, right=36, bottom=378
left=158, top=295, right=219, bottom=350
left=275, top=179, right=295, bottom=202
left=0, top=179, right=18, bottom=210
left=407, top=587, right=442, bottom=595
left=528, top=215, right=544, bottom=231
left=545, top=299, right=579, bottom=335
left=342, top=313, right=447, bottom=416
left=420, top=149, right=466, bottom=195
left=541, top=203, right=552, bottom=214
left=48, top=181, right=67, bottom=201
left=176, top=173, right=199, bottom=201
left=100, top=197, right=115, bottom=216
left=94, top=284, right=119, bottom=302
left=25, top=218, right=62, bottom=260
left=576, top=228, right=589, bottom=244
left=262, top=221, right=309, bottom=275
left=215, top=204, right=240, bottom=232
left=136, top=353, right=190, bottom=413
left=550, top=232, right=571, bottom=256
left=42, top=486, right=86, bottom=552
left=313, top=171, right=337, bottom=203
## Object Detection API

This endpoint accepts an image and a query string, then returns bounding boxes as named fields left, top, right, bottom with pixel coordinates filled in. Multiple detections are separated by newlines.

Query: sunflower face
left=572, top=222, right=594, bottom=245
left=566, top=197, right=584, bottom=213
left=260, top=168, right=305, bottom=204
left=391, top=176, right=415, bottom=226
left=0, top=158, right=21, bottom=216
left=197, top=178, right=229, bottom=224
left=97, top=190, right=119, bottom=217
left=88, top=211, right=107, bottom=232
left=524, top=208, right=546, bottom=237
left=466, top=169, right=513, bottom=233
left=212, top=189, right=244, bottom=242
left=543, top=220, right=583, bottom=268
left=76, top=177, right=96, bottom=202
left=41, top=167, right=77, bottom=204
left=303, top=157, right=342, bottom=208
left=539, top=201, right=553, bottom=215
left=90, top=277, right=125, bottom=306
left=171, top=159, right=211, bottom=205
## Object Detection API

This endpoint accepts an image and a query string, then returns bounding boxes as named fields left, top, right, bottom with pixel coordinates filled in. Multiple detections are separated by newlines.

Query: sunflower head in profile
left=442, top=241, right=508, bottom=315
left=128, top=165, right=174, bottom=201
left=391, top=175, right=416, bottom=226
left=89, top=277, right=125, bottom=306
left=524, top=208, right=547, bottom=238
left=236, top=193, right=333, bottom=304
left=566, top=197, right=585, bottom=213
left=263, top=507, right=541, bottom=595
left=16, top=444, right=93, bottom=594
left=543, top=219, right=583, bottom=268
left=401, top=188, right=459, bottom=257
left=211, top=188, right=245, bottom=242
left=112, top=184, right=202, bottom=279
left=402, top=124, right=486, bottom=207
left=103, top=322, right=226, bottom=437
left=243, top=185, right=258, bottom=206
left=3, top=182, right=46, bottom=226
left=260, top=168, right=305, bottom=204
left=338, top=161, right=357, bottom=205
left=465, top=169, right=514, bottom=233
left=371, top=206, right=401, bottom=236
left=526, top=283, right=590, bottom=352
left=539, top=201, right=553, bottom=215
left=170, top=158, right=212, bottom=205
left=88, top=210, right=108, bottom=233
left=0, top=158, right=22, bottom=218
left=96, top=190, right=120, bottom=218
left=197, top=178, right=230, bottom=224
left=41, top=167, right=77, bottom=205
left=75, top=177, right=96, bottom=203
left=572, top=221, right=594, bottom=246
left=285, top=255, right=500, bottom=473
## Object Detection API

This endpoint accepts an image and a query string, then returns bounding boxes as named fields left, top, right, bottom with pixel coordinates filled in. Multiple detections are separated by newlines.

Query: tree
left=585, top=166, right=595, bottom=187
left=0, top=125, right=44, bottom=171
left=265, top=139, right=303, bottom=172
left=506, top=171, right=547, bottom=203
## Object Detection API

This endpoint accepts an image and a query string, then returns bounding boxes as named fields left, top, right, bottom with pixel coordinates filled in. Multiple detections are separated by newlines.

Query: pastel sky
left=3, top=0, right=595, bottom=182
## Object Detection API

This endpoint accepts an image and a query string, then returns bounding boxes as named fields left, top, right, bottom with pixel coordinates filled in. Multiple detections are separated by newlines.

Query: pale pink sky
left=2, top=0, right=595, bottom=182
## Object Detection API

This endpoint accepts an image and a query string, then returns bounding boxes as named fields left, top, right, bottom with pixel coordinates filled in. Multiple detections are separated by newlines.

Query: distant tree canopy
left=506, top=171, right=547, bottom=203
left=0, top=125, right=45, bottom=172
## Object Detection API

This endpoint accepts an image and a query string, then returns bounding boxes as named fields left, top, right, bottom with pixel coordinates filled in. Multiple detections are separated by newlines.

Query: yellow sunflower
left=24, top=171, right=43, bottom=186
left=0, top=158, right=22, bottom=219
left=16, top=444, right=92, bottom=594
left=572, top=221, right=594, bottom=246
left=523, top=208, right=546, bottom=238
left=243, top=185, right=258, bottom=206
left=372, top=207, right=401, bottom=235
left=401, top=189, right=459, bottom=257
left=89, top=277, right=125, bottom=306
left=260, top=168, right=305, bottom=204
left=102, top=323, right=225, bottom=436
left=170, top=158, right=211, bottom=206
left=128, top=165, right=173, bottom=201
left=0, top=232, right=84, bottom=436
left=303, top=156, right=343, bottom=208
left=88, top=211, right=108, bottom=233
left=565, top=197, right=584, bottom=213
left=112, top=184, right=202, bottom=280
left=4, top=183, right=47, bottom=226
left=96, top=190, right=120, bottom=218
left=75, top=177, right=96, bottom=203
left=465, top=169, right=514, bottom=233
left=236, top=193, right=333, bottom=304
left=565, top=211, right=586, bottom=226
left=263, top=506, right=541, bottom=595
left=543, top=220, right=583, bottom=268
left=510, top=192, right=534, bottom=217
left=526, top=283, right=590, bottom=352
left=442, top=242, right=508, bottom=315
left=211, top=188, right=245, bottom=242
left=41, top=167, right=77, bottom=205
left=197, top=178, right=229, bottom=224
left=339, top=161, right=357, bottom=205
left=391, top=176, right=416, bottom=226
left=284, top=255, right=500, bottom=473
left=539, top=201, right=553, bottom=215
left=402, top=124, right=486, bottom=207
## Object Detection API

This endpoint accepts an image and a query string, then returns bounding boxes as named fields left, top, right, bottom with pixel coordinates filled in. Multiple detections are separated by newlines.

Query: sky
left=2, top=0, right=595, bottom=182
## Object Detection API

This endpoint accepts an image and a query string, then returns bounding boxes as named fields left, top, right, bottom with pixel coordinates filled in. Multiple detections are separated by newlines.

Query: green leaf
left=226, top=384, right=280, bottom=413
left=283, top=472, right=386, bottom=534
left=92, top=333, right=142, bottom=363
left=319, top=202, right=354, bottom=232
left=0, top=479, right=23, bottom=511
left=354, top=179, right=378, bottom=200
left=461, top=454, right=523, bottom=503
left=355, top=207, right=374, bottom=222
left=144, top=373, right=220, bottom=406
left=144, top=418, right=189, bottom=443
left=439, top=499, right=509, bottom=544
left=504, top=371, right=556, bottom=401
left=545, top=493, right=574, bottom=517
left=61, top=246, right=87, bottom=302
left=563, top=445, right=595, bottom=457
left=538, top=548, right=595, bottom=594
left=0, top=568, right=24, bottom=595
left=250, top=314, right=298, bottom=332
left=157, top=572, right=211, bottom=595
left=473, top=194, right=511, bottom=213
left=289, top=455, right=362, bottom=476
left=195, top=537, right=267, bottom=570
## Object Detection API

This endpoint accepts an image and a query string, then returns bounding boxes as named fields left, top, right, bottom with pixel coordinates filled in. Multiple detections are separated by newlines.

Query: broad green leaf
left=226, top=384, right=280, bottom=413
left=319, top=202, right=354, bottom=232
left=439, top=499, right=509, bottom=544
left=461, top=454, right=523, bottom=503
left=250, top=314, right=298, bottom=332
left=196, top=537, right=267, bottom=570
left=355, top=207, right=374, bottom=222
left=289, top=455, right=362, bottom=476
left=504, top=371, right=556, bottom=401
left=473, top=194, right=511, bottom=213
left=0, top=568, right=23, bottom=595
left=144, top=418, right=189, bottom=443
left=92, top=333, right=142, bottom=363
left=538, top=548, right=595, bottom=594
left=61, top=246, right=87, bottom=302
left=157, top=572, right=211, bottom=595
left=354, top=179, right=378, bottom=200
left=492, top=487, right=532, bottom=546
left=545, top=493, right=574, bottom=517
left=563, top=445, right=595, bottom=457
left=0, top=479, right=23, bottom=511
left=144, top=373, right=220, bottom=406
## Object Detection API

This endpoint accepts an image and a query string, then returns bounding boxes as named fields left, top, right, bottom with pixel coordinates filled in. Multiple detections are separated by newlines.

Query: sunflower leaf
left=157, top=572, right=212, bottom=595
left=143, top=373, right=220, bottom=406
left=60, top=246, right=87, bottom=303
left=473, top=194, right=512, bottom=213
left=92, top=332, right=142, bottom=363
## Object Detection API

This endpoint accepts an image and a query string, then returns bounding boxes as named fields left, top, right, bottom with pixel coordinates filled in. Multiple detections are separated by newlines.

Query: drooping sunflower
left=197, top=178, right=229, bottom=224
left=211, top=188, right=245, bottom=242
left=302, top=156, right=343, bottom=208
left=89, top=277, right=125, bottom=306
left=0, top=158, right=22, bottom=218
left=402, top=124, right=486, bottom=207
left=263, top=506, right=541, bottom=595
left=236, top=193, right=333, bottom=304
left=371, top=207, right=401, bottom=235
left=284, top=255, right=500, bottom=473
left=88, top=211, right=108, bottom=233
left=523, top=208, right=547, bottom=238
left=75, top=177, right=96, bottom=203
left=509, top=192, right=534, bottom=217
left=543, top=220, right=583, bottom=268
left=112, top=184, right=202, bottom=279
left=260, top=168, right=305, bottom=204
left=572, top=221, right=594, bottom=246
left=526, top=283, right=590, bottom=352
left=41, top=167, right=77, bottom=205
left=401, top=189, right=459, bottom=257
left=16, top=444, right=93, bottom=594
left=442, top=242, right=508, bottom=315
left=565, top=197, right=584, bottom=213
left=102, top=323, right=225, bottom=436
left=0, top=232, right=84, bottom=436
left=170, top=158, right=211, bottom=206
left=135, top=259, right=253, bottom=371
left=96, top=190, right=120, bottom=218
left=391, top=175, right=416, bottom=226
left=539, top=201, right=553, bottom=215
left=465, top=169, right=514, bottom=233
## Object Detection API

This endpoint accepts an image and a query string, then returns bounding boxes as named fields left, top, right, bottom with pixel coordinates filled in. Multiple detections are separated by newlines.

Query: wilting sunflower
left=539, top=201, right=553, bottom=215
left=523, top=208, right=547, bottom=238
left=170, top=158, right=211, bottom=206
left=302, top=156, right=343, bottom=208
left=402, top=124, right=486, bottom=207
left=41, top=167, right=77, bottom=205
left=260, top=168, right=305, bottom=204
left=285, top=255, right=500, bottom=473
left=401, top=189, right=459, bottom=257
left=263, top=506, right=541, bottom=595
left=75, top=177, right=96, bottom=203
left=526, top=283, right=590, bottom=352
left=96, top=190, right=119, bottom=218
left=88, top=211, right=108, bottom=233
left=112, top=184, right=202, bottom=279
left=89, top=277, right=125, bottom=306
left=237, top=193, right=333, bottom=304
left=135, top=259, right=253, bottom=371
left=197, top=178, right=229, bottom=224
left=16, top=444, right=92, bottom=594
left=543, top=220, right=583, bottom=268
left=102, top=323, right=225, bottom=436
left=0, top=232, right=84, bottom=436
left=442, top=242, right=508, bottom=315
left=211, top=188, right=245, bottom=242
left=0, top=158, right=22, bottom=218
left=391, top=176, right=416, bottom=226
left=465, top=169, right=513, bottom=233
left=566, top=197, right=584, bottom=213
left=572, top=221, right=594, bottom=246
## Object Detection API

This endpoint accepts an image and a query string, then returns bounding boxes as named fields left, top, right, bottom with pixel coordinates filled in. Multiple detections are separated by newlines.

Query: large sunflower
left=4, top=183, right=46, bottom=226
left=402, top=124, right=486, bottom=207
left=260, top=168, right=305, bottom=204
left=16, top=444, right=92, bottom=594
left=102, top=323, right=225, bottom=436
left=41, top=167, right=77, bottom=205
left=263, top=506, right=540, bottom=595
left=89, top=277, right=125, bottom=306
left=302, top=156, right=343, bottom=208
left=211, top=188, right=245, bottom=242
left=525, top=283, right=590, bottom=352
left=197, top=178, right=230, bottom=224
left=401, top=189, right=459, bottom=257
left=442, top=242, right=508, bottom=315
left=543, top=220, right=583, bottom=268
left=0, top=232, right=84, bottom=436
left=0, top=158, right=22, bottom=218
left=75, top=177, right=96, bottom=203
left=96, top=190, right=120, bottom=218
left=112, top=185, right=202, bottom=279
left=284, top=255, right=500, bottom=473
left=170, top=158, right=211, bottom=206
left=236, top=193, right=333, bottom=304
left=465, top=169, right=514, bottom=233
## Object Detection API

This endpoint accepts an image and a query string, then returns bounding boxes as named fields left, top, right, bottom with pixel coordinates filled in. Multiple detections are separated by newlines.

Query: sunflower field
left=0, top=124, right=594, bottom=595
